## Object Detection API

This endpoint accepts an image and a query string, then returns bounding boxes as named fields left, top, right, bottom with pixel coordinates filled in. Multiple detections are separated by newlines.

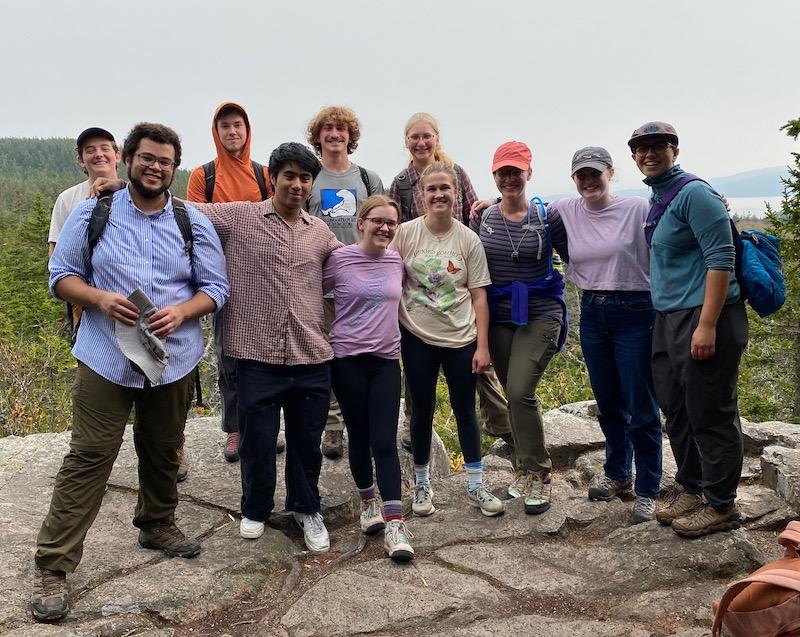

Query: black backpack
left=202, top=160, right=269, bottom=202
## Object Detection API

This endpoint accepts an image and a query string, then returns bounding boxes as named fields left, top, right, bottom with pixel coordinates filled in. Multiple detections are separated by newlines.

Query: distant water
left=728, top=196, right=782, bottom=218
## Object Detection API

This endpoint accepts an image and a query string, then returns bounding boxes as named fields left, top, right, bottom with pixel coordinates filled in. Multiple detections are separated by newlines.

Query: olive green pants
left=489, top=320, right=560, bottom=473
left=35, top=363, right=194, bottom=573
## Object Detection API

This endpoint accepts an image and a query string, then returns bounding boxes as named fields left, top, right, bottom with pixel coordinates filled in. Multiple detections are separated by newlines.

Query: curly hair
left=121, top=122, right=182, bottom=168
left=306, top=106, right=361, bottom=156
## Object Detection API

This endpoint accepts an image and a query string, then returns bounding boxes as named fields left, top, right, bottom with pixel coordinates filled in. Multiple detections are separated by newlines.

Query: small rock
left=742, top=420, right=800, bottom=454
left=761, top=445, right=800, bottom=510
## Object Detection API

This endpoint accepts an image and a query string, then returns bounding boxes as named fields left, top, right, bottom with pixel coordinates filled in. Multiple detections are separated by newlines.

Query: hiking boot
left=276, top=432, right=286, bottom=455
left=631, top=495, right=656, bottom=524
left=29, top=566, right=68, bottom=622
left=224, top=431, right=240, bottom=463
left=293, top=512, right=330, bottom=553
left=412, top=483, right=435, bottom=517
left=176, top=444, right=188, bottom=482
left=400, top=421, right=412, bottom=453
left=321, top=430, right=343, bottom=459
left=656, top=484, right=703, bottom=526
left=671, top=503, right=741, bottom=538
left=507, top=470, right=528, bottom=499
left=360, top=498, right=385, bottom=535
left=240, top=517, right=265, bottom=540
left=525, top=473, right=552, bottom=515
left=384, top=520, right=415, bottom=562
left=588, top=474, right=632, bottom=501
left=468, top=484, right=505, bottom=517
left=138, top=521, right=201, bottom=558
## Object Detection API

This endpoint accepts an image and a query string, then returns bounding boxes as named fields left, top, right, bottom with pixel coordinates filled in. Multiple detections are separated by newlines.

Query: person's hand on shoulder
left=88, top=178, right=126, bottom=198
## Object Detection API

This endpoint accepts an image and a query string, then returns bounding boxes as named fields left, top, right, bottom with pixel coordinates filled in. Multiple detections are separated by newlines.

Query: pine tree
left=765, top=118, right=800, bottom=416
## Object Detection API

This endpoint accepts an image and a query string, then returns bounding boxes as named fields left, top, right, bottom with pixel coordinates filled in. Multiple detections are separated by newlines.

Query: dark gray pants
left=651, top=301, right=748, bottom=511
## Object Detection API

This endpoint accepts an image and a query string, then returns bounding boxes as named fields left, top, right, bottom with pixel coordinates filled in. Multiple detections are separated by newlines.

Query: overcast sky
left=1, top=0, right=797, bottom=197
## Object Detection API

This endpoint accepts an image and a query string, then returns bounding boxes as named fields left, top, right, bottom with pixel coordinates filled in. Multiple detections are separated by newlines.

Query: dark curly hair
left=121, top=122, right=182, bottom=168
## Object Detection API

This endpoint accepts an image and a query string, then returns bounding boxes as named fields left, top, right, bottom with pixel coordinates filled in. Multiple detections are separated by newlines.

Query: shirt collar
left=262, top=198, right=312, bottom=224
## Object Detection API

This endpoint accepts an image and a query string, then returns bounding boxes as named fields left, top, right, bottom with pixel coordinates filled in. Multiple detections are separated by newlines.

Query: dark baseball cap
left=76, top=127, right=116, bottom=151
left=571, top=146, right=613, bottom=175
left=627, top=121, right=678, bottom=151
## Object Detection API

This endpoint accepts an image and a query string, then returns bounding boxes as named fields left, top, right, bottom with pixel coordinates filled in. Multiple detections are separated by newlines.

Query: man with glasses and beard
left=30, top=122, right=229, bottom=623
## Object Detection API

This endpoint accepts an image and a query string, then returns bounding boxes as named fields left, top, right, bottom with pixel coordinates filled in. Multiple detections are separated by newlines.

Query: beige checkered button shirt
left=197, top=198, right=341, bottom=365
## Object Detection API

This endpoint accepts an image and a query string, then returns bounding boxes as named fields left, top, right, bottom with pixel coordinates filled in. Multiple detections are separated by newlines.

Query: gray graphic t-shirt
left=306, top=164, right=384, bottom=246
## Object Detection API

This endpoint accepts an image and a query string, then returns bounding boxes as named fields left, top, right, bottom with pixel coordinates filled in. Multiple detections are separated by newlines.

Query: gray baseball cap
left=571, top=146, right=613, bottom=175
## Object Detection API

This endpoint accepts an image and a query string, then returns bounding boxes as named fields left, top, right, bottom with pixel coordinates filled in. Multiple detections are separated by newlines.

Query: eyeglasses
left=633, top=142, right=675, bottom=157
left=135, top=152, right=176, bottom=169
left=362, top=217, right=398, bottom=229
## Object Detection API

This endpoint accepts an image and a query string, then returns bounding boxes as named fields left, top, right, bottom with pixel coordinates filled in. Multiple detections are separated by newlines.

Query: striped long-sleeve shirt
left=470, top=203, right=569, bottom=324
left=50, top=188, right=229, bottom=388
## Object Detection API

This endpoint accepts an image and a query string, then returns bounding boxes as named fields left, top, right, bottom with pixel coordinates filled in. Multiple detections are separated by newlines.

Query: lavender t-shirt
left=322, top=244, right=404, bottom=359
left=547, top=196, right=650, bottom=291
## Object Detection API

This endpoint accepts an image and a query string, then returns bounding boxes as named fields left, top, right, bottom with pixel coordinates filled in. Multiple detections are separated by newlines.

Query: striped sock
left=413, top=463, right=430, bottom=486
left=383, top=500, right=403, bottom=522
left=465, top=460, right=483, bottom=492
left=357, top=484, right=376, bottom=502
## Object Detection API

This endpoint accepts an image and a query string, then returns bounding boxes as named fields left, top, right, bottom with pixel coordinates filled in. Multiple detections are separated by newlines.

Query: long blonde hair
left=404, top=112, right=453, bottom=166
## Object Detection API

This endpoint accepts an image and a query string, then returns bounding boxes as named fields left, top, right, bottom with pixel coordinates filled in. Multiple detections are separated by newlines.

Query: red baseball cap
left=492, top=141, right=532, bottom=173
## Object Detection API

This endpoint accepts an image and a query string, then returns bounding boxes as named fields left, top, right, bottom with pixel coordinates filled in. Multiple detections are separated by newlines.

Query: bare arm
left=469, top=286, right=491, bottom=373
left=690, top=270, right=730, bottom=360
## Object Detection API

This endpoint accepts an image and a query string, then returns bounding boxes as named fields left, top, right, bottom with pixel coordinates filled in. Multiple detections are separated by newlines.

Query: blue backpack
left=645, top=174, right=786, bottom=318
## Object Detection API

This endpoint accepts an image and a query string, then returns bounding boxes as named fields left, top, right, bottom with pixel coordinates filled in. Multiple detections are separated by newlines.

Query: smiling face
left=405, top=121, right=438, bottom=164
left=493, top=166, right=531, bottom=199
left=126, top=138, right=176, bottom=200
left=358, top=204, right=399, bottom=252
left=271, top=161, right=314, bottom=212
left=318, top=120, right=350, bottom=157
left=572, top=167, right=612, bottom=204
left=216, top=112, right=248, bottom=157
left=632, top=138, right=679, bottom=178
left=77, top=136, right=120, bottom=180
left=422, top=171, right=456, bottom=216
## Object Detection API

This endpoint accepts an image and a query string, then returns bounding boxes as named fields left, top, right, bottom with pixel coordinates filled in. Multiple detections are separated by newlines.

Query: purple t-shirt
left=547, top=196, right=650, bottom=291
left=322, top=244, right=404, bottom=359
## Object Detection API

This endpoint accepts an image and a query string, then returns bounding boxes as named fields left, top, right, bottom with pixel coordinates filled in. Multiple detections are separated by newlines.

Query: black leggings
left=400, top=326, right=482, bottom=466
left=331, top=354, right=402, bottom=501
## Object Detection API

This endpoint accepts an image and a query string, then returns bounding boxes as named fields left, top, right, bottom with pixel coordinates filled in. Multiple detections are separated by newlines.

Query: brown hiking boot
left=30, top=566, right=69, bottom=622
left=138, top=521, right=201, bottom=558
left=671, top=503, right=741, bottom=538
left=321, top=430, right=343, bottom=459
left=176, top=444, right=188, bottom=482
left=655, top=484, right=703, bottom=525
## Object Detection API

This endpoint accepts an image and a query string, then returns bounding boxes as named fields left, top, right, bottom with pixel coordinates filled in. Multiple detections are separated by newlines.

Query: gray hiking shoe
left=631, top=495, right=656, bottom=524
left=412, top=483, right=435, bottom=517
left=384, top=520, right=415, bottom=562
left=588, top=474, right=632, bottom=501
left=360, top=498, right=385, bottom=534
left=30, top=566, right=68, bottom=622
left=525, top=473, right=552, bottom=515
left=467, top=484, right=505, bottom=517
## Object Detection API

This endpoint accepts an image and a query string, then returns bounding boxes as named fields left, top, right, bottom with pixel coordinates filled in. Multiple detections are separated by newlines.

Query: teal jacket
left=646, top=165, right=741, bottom=312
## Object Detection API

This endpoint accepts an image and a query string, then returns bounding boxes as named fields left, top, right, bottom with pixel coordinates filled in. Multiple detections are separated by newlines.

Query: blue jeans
left=580, top=291, right=662, bottom=498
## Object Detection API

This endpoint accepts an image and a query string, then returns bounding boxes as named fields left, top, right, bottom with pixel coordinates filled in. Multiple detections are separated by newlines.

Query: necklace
left=499, top=205, right=532, bottom=263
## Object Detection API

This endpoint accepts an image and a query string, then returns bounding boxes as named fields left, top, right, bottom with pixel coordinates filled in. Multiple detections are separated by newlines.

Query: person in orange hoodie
left=186, top=102, right=280, bottom=474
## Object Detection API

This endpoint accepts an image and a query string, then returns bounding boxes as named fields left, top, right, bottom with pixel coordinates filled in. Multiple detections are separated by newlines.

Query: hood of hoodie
left=213, top=101, right=252, bottom=165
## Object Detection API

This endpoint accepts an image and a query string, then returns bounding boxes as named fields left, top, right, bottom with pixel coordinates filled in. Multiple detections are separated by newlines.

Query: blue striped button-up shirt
left=50, top=188, right=229, bottom=388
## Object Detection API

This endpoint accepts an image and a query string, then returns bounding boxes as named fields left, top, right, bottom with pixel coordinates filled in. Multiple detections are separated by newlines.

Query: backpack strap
left=712, top=569, right=800, bottom=637
left=202, top=161, right=216, bottom=203
left=171, top=199, right=195, bottom=265
left=395, top=169, right=414, bottom=222
left=644, top=174, right=704, bottom=246
left=251, top=160, right=269, bottom=201
left=86, top=191, right=114, bottom=282
left=357, top=164, right=373, bottom=197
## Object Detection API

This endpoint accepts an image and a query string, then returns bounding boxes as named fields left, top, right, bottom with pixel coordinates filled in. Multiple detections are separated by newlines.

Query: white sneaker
left=468, top=484, right=505, bottom=517
left=240, top=517, right=265, bottom=540
left=292, top=512, right=330, bottom=553
left=412, top=483, right=435, bottom=517
left=360, top=498, right=385, bottom=535
left=384, top=520, right=415, bottom=562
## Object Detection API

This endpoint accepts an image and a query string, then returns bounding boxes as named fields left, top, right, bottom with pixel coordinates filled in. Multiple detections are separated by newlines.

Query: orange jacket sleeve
left=186, top=166, right=208, bottom=203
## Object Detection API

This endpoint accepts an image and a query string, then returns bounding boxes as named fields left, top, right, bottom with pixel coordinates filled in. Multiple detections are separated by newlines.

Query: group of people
left=30, top=106, right=748, bottom=624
